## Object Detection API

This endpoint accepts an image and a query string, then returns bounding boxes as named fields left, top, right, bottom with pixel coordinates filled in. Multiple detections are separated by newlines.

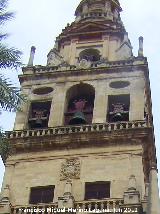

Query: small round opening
left=33, top=87, right=53, bottom=95
left=109, top=81, right=130, bottom=89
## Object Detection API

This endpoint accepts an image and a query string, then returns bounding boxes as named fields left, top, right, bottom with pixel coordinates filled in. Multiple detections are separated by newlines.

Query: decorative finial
left=138, top=36, right=143, bottom=57
left=28, top=46, right=36, bottom=66
left=128, top=175, right=137, bottom=191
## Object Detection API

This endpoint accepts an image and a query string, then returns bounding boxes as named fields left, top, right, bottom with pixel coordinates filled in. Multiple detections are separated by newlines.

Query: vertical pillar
left=129, top=90, right=145, bottom=121
left=48, top=84, right=66, bottom=127
left=102, top=35, right=109, bottom=59
left=92, top=82, right=107, bottom=123
left=70, top=39, right=78, bottom=65
left=147, top=164, right=160, bottom=214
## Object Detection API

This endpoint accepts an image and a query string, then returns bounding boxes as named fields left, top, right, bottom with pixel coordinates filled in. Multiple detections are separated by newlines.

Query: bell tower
left=0, top=0, right=159, bottom=214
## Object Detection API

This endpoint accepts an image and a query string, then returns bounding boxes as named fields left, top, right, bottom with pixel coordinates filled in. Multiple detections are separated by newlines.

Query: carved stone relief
left=60, top=158, right=80, bottom=180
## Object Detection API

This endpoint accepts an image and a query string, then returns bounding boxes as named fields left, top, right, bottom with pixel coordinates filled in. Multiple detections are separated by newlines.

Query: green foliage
left=0, top=74, right=26, bottom=111
left=0, top=130, right=11, bottom=162
left=0, top=0, right=25, bottom=112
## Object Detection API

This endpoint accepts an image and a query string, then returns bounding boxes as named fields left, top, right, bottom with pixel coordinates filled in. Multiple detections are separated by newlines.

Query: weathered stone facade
left=0, top=0, right=159, bottom=214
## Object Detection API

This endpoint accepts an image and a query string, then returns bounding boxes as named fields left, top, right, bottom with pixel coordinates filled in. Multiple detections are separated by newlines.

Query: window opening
left=107, top=95, right=130, bottom=122
left=28, top=101, right=51, bottom=129
left=85, top=181, right=110, bottom=200
left=29, top=186, right=54, bottom=204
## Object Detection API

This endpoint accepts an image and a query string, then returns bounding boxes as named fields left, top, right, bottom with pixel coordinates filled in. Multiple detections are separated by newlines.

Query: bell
left=69, top=111, right=87, bottom=125
left=112, top=112, right=123, bottom=122
left=35, top=118, right=43, bottom=125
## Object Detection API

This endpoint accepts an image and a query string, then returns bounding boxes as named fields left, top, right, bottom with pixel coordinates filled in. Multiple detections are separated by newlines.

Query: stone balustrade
left=6, top=121, right=148, bottom=139
left=75, top=198, right=124, bottom=212
left=22, top=57, right=147, bottom=75
left=10, top=198, right=123, bottom=214
left=11, top=203, right=58, bottom=214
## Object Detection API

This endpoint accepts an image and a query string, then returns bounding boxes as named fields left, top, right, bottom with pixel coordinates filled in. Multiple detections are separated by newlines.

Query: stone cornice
left=20, top=57, right=148, bottom=84
left=6, top=121, right=152, bottom=154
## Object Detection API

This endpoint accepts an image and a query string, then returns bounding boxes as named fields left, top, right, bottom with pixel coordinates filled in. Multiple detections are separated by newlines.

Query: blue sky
left=0, top=0, right=160, bottom=193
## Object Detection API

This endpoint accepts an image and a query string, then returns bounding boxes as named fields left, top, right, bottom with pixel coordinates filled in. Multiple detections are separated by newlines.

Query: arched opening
left=64, top=83, right=95, bottom=125
left=79, top=48, right=100, bottom=62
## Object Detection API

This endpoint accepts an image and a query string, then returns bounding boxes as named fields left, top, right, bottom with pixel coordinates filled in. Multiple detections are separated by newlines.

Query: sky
left=0, top=0, right=160, bottom=194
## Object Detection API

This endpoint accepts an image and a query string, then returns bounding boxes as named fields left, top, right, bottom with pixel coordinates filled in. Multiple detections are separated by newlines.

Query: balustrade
left=10, top=199, right=123, bottom=214
left=6, top=121, right=148, bottom=139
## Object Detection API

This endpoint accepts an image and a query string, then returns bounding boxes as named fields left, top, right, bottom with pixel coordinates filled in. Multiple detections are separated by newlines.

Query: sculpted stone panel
left=60, top=158, right=80, bottom=180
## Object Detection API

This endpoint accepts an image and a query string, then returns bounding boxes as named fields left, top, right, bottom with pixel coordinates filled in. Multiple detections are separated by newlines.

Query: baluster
left=21, top=132, right=25, bottom=138
left=100, top=201, right=104, bottom=210
left=91, top=125, right=94, bottom=132
left=18, top=207, right=23, bottom=214
left=143, top=122, right=147, bottom=127
left=63, top=127, right=67, bottom=134
left=102, top=124, right=106, bottom=131
left=113, top=201, right=116, bottom=211
left=10, top=133, right=13, bottom=138
left=114, top=123, right=117, bottom=130
left=58, top=129, right=62, bottom=134
left=47, top=130, right=50, bottom=135
left=26, top=130, right=30, bottom=137
left=138, top=122, right=142, bottom=128
left=126, top=122, right=129, bottom=129
left=108, top=124, right=111, bottom=131
left=76, top=203, right=80, bottom=209
left=37, top=130, right=40, bottom=136
left=96, top=125, right=100, bottom=131
left=80, top=126, right=83, bottom=132
left=88, top=202, right=91, bottom=210
left=94, top=202, right=98, bottom=210
left=82, top=202, right=86, bottom=210
left=42, top=130, right=46, bottom=136
left=31, top=131, right=34, bottom=136
left=52, top=128, right=56, bottom=134
left=15, top=132, right=18, bottom=138
left=85, top=126, right=88, bottom=132
left=69, top=128, right=72, bottom=133
left=120, top=124, right=123, bottom=129
left=132, top=123, right=135, bottom=128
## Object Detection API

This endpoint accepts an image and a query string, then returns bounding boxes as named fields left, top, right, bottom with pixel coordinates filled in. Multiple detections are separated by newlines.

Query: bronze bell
left=35, top=118, right=43, bottom=125
left=69, top=111, right=87, bottom=125
left=112, top=112, right=123, bottom=122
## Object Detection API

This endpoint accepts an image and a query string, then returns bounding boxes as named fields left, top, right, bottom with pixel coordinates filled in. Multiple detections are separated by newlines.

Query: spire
left=75, top=0, right=122, bottom=22
left=28, top=46, right=36, bottom=66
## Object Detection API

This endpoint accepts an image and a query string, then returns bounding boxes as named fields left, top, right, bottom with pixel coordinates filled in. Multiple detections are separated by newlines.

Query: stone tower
left=0, top=0, right=159, bottom=213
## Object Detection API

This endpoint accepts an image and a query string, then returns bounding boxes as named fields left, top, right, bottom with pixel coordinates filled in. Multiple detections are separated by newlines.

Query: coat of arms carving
left=60, top=158, right=80, bottom=180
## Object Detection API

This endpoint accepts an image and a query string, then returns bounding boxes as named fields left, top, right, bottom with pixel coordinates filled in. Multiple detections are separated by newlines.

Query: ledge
left=6, top=121, right=148, bottom=140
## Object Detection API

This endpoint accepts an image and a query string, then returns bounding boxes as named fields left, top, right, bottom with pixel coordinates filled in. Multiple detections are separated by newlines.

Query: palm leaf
left=0, top=74, right=26, bottom=112
left=0, top=44, right=22, bottom=69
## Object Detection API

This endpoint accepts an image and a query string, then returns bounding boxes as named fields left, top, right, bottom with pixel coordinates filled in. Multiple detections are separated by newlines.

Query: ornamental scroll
left=60, top=158, right=80, bottom=180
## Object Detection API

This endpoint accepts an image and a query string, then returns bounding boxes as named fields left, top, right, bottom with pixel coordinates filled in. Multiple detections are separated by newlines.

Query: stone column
left=70, top=39, right=78, bottom=65
left=129, top=89, right=145, bottom=121
left=102, top=35, right=109, bottom=59
left=147, top=164, right=160, bottom=214
left=92, top=82, right=107, bottom=123
left=48, top=84, right=66, bottom=127
left=14, top=89, right=30, bottom=130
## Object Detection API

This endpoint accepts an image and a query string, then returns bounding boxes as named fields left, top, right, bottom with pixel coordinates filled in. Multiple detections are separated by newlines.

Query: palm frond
left=0, top=44, right=22, bottom=69
left=0, top=0, right=14, bottom=24
left=0, top=129, right=11, bottom=162
left=0, top=74, right=26, bottom=112
left=0, top=33, right=8, bottom=40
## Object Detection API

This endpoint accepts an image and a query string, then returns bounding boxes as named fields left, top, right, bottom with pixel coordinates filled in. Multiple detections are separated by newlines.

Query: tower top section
left=75, top=0, right=122, bottom=22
